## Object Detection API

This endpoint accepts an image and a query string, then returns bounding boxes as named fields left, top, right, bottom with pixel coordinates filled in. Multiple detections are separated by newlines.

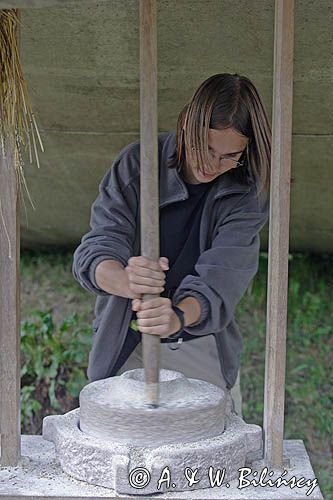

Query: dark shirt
left=160, top=180, right=212, bottom=299
left=118, top=177, right=214, bottom=371
left=111, top=178, right=213, bottom=374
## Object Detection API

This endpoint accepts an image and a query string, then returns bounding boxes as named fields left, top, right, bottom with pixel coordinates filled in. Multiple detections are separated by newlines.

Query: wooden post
left=0, top=1, right=85, bottom=8
left=0, top=138, right=21, bottom=466
left=263, top=0, right=295, bottom=467
left=139, top=0, right=160, bottom=406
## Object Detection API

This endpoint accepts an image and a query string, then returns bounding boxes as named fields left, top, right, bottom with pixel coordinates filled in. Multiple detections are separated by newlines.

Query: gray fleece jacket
left=72, top=131, right=269, bottom=389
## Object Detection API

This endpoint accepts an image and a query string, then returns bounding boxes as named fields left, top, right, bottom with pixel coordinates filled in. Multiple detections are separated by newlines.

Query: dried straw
left=0, top=8, right=44, bottom=257
left=0, top=8, right=45, bottom=196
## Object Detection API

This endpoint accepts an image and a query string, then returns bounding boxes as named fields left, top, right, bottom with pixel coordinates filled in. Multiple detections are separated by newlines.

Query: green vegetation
left=19, top=249, right=332, bottom=498
left=238, top=251, right=332, bottom=499
left=21, top=310, right=92, bottom=433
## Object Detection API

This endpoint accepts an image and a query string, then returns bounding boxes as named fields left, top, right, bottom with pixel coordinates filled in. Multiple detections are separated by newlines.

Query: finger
left=138, top=324, right=170, bottom=336
left=128, top=256, right=162, bottom=272
left=136, top=305, right=166, bottom=319
left=159, top=257, right=169, bottom=270
left=129, top=284, right=165, bottom=295
left=126, top=265, right=165, bottom=281
left=132, top=299, right=142, bottom=311
left=137, top=316, right=169, bottom=328
left=140, top=298, right=171, bottom=310
left=127, top=273, right=165, bottom=287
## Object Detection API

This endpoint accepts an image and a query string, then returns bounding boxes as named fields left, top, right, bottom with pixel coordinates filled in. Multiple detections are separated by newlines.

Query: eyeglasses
left=191, top=147, right=247, bottom=169
left=208, top=152, right=245, bottom=168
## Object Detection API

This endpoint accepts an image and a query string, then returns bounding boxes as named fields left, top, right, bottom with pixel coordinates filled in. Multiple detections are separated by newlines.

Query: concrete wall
left=9, top=0, right=332, bottom=252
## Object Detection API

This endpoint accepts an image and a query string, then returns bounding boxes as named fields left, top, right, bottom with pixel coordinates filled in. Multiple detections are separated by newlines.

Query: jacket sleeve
left=72, top=145, right=140, bottom=296
left=172, top=183, right=270, bottom=335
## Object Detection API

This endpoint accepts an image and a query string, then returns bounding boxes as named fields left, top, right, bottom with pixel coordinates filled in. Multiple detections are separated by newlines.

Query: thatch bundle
left=0, top=8, right=44, bottom=211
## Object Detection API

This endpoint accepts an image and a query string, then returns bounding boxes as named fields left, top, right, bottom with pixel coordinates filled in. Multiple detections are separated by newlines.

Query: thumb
left=132, top=299, right=141, bottom=311
left=159, top=256, right=169, bottom=270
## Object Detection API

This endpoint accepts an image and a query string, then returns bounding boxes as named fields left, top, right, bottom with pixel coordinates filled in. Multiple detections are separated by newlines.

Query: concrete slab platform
left=0, top=435, right=323, bottom=499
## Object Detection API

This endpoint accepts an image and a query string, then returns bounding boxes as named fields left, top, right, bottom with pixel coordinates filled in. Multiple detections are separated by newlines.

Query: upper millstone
left=79, top=368, right=227, bottom=446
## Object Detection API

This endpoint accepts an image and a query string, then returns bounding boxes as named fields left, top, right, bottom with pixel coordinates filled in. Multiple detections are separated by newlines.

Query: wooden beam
left=263, top=0, right=295, bottom=467
left=139, top=0, right=160, bottom=406
left=0, top=139, right=21, bottom=466
left=0, top=0, right=87, bottom=8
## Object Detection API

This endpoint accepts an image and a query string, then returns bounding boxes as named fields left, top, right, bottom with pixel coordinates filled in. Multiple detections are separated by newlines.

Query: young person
left=72, top=73, right=271, bottom=415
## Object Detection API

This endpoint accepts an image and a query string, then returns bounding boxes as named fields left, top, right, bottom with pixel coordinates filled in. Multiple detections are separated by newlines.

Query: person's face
left=184, top=127, right=249, bottom=184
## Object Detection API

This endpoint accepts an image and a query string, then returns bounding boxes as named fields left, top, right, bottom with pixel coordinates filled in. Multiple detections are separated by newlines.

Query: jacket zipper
left=209, top=186, right=251, bottom=389
left=201, top=186, right=251, bottom=251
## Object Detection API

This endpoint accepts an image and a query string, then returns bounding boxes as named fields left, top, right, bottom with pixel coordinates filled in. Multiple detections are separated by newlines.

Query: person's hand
left=132, top=297, right=181, bottom=338
left=125, top=256, right=169, bottom=298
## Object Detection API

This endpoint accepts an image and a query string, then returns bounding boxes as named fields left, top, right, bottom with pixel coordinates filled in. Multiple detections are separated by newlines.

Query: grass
left=238, top=251, right=333, bottom=499
left=18, top=248, right=332, bottom=499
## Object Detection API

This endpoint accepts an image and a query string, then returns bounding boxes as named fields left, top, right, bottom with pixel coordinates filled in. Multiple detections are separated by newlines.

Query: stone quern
left=42, top=369, right=263, bottom=495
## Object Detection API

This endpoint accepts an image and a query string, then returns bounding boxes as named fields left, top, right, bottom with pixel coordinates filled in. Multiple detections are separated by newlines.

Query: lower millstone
left=42, top=369, right=263, bottom=494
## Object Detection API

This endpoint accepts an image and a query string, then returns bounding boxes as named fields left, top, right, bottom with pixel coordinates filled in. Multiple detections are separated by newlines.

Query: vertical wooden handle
left=139, top=0, right=160, bottom=406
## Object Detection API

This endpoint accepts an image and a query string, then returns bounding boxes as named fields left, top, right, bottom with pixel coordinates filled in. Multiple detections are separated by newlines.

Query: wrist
left=168, top=305, right=185, bottom=340
left=95, top=259, right=134, bottom=298
left=175, top=296, right=201, bottom=327
left=173, top=305, right=185, bottom=332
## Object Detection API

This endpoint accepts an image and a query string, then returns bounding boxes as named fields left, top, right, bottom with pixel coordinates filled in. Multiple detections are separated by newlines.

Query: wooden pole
left=139, top=0, right=160, bottom=407
left=0, top=1, right=85, bottom=8
left=0, top=137, right=21, bottom=466
left=263, top=0, right=295, bottom=467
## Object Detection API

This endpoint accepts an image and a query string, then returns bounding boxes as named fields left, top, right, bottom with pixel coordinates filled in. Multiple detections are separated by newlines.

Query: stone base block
left=42, top=407, right=262, bottom=495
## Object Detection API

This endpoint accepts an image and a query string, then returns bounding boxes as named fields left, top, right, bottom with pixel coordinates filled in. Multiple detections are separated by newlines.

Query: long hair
left=168, top=73, right=271, bottom=197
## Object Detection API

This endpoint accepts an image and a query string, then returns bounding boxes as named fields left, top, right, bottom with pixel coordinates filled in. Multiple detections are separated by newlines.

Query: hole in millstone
left=120, top=368, right=184, bottom=383
left=144, top=403, right=159, bottom=410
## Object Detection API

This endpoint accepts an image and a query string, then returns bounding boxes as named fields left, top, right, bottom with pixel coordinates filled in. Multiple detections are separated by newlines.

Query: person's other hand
left=125, top=256, right=169, bottom=297
left=132, top=297, right=181, bottom=338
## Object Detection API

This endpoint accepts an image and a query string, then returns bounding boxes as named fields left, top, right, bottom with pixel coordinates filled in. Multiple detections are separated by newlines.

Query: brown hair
left=168, top=73, right=271, bottom=197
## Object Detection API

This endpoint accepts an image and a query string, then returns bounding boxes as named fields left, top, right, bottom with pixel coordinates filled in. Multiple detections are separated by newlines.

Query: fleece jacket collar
left=158, top=131, right=251, bottom=209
